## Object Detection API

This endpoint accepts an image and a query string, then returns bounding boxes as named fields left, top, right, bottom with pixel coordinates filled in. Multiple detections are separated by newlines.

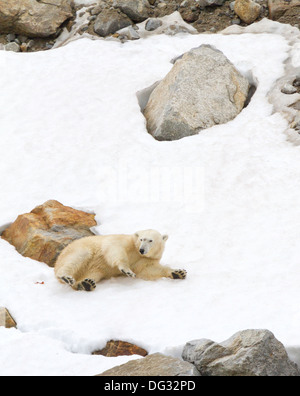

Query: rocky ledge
left=0, top=0, right=299, bottom=52
left=1, top=305, right=299, bottom=376
left=97, top=329, right=300, bottom=376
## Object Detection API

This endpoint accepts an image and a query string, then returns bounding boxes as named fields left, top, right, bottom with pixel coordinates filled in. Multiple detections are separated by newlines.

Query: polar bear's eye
left=149, top=240, right=153, bottom=243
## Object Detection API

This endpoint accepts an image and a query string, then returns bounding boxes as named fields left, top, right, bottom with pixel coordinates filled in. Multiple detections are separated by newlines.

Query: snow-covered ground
left=0, top=19, right=300, bottom=375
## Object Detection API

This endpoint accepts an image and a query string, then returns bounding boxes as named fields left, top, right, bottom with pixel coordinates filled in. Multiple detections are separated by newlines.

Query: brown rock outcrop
left=93, top=340, right=148, bottom=357
left=0, top=0, right=74, bottom=38
left=1, top=200, right=97, bottom=267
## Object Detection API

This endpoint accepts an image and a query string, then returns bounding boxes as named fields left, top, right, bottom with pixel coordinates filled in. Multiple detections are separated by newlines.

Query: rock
left=143, top=44, right=249, bottom=141
left=145, top=18, right=163, bottom=31
left=268, top=0, right=300, bottom=20
left=234, top=0, right=261, bottom=24
left=6, top=34, right=16, bottom=42
left=93, top=340, right=148, bottom=357
left=281, top=83, right=298, bottom=94
left=118, top=12, right=198, bottom=40
left=0, top=0, right=74, bottom=38
left=97, top=353, right=200, bottom=376
left=0, top=308, right=17, bottom=328
left=124, top=26, right=141, bottom=40
left=113, top=0, right=150, bottom=23
left=157, top=2, right=167, bottom=9
left=1, top=200, right=97, bottom=267
left=197, top=0, right=226, bottom=6
left=90, top=2, right=107, bottom=16
left=182, top=329, right=300, bottom=376
left=180, top=7, right=200, bottom=23
left=94, top=9, right=132, bottom=37
left=293, top=75, right=300, bottom=88
left=5, top=42, right=20, bottom=52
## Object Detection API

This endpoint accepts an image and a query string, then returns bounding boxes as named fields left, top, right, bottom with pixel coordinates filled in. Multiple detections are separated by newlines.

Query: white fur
left=54, top=229, right=186, bottom=291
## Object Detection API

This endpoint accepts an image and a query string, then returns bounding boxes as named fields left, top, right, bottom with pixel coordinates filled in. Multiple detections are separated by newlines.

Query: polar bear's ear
left=162, top=234, right=169, bottom=241
left=135, top=232, right=139, bottom=238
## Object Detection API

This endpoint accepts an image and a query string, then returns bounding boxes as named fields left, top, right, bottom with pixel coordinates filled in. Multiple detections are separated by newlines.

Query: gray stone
left=145, top=18, right=163, bottom=31
left=144, top=44, right=249, bottom=141
left=6, top=34, right=16, bottom=42
left=197, top=0, right=226, bottom=6
left=113, top=0, right=150, bottom=23
left=97, top=353, right=200, bottom=376
left=0, top=0, right=74, bottom=38
left=5, top=42, right=20, bottom=52
left=182, top=329, right=300, bottom=376
left=125, top=26, right=140, bottom=40
left=94, top=9, right=132, bottom=37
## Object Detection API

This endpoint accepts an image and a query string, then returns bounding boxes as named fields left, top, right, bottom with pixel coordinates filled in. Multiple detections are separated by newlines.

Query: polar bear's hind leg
left=171, top=269, right=187, bottom=279
left=77, top=278, right=97, bottom=292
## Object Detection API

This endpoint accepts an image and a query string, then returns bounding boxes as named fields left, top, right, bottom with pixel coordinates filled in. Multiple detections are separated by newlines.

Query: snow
left=74, top=0, right=97, bottom=5
left=0, top=19, right=300, bottom=375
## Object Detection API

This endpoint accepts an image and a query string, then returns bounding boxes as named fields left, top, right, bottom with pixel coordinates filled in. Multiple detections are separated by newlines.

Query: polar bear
left=54, top=230, right=187, bottom=291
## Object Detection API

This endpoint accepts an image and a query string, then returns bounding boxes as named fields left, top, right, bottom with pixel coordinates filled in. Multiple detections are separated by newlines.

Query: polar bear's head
left=134, top=229, right=168, bottom=259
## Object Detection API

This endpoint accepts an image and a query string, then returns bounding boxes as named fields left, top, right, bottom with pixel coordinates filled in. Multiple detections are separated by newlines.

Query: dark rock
left=94, top=9, right=132, bottom=37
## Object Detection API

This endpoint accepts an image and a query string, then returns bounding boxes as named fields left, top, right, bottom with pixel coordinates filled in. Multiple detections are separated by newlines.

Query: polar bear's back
left=55, top=234, right=135, bottom=274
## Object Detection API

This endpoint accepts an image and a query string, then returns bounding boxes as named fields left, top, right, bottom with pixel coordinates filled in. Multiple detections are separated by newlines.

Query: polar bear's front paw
left=77, top=278, right=97, bottom=292
left=171, top=269, right=187, bottom=280
left=121, top=269, right=136, bottom=278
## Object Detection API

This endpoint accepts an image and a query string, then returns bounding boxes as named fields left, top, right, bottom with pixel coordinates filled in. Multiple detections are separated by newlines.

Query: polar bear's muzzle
left=139, top=245, right=149, bottom=255
left=138, top=241, right=151, bottom=256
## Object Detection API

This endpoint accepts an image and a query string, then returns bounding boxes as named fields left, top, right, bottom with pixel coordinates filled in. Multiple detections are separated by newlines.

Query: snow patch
left=0, top=20, right=300, bottom=375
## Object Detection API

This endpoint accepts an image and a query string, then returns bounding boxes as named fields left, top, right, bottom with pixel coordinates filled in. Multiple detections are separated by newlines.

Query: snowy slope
left=0, top=21, right=300, bottom=375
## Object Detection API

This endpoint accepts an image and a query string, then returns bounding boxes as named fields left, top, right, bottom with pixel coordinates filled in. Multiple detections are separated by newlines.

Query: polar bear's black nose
left=140, top=248, right=145, bottom=255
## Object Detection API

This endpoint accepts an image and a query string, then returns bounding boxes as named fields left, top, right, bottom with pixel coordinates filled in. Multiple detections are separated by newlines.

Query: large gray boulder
left=182, top=329, right=300, bottom=376
left=0, top=0, right=74, bottom=38
left=143, top=44, right=250, bottom=141
left=113, top=0, right=150, bottom=23
left=97, top=353, right=200, bottom=376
